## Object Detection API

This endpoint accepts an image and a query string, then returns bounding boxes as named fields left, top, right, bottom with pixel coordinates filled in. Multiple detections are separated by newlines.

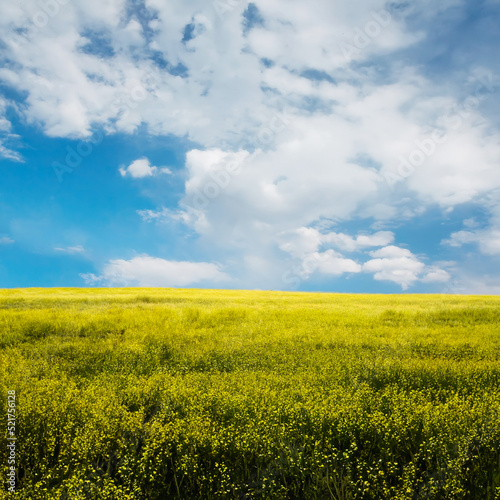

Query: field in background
left=1, top=288, right=500, bottom=499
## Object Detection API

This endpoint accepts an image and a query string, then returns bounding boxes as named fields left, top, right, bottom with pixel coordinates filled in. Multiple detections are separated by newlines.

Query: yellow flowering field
left=1, top=288, right=500, bottom=499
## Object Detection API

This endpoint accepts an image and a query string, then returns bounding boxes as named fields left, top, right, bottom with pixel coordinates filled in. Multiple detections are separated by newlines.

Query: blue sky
left=0, top=0, right=499, bottom=293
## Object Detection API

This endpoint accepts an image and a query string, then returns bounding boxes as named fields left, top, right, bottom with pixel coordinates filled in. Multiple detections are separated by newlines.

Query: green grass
left=1, top=288, right=500, bottom=499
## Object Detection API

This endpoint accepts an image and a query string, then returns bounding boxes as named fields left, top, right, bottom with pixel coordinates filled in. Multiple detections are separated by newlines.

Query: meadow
left=1, top=288, right=500, bottom=499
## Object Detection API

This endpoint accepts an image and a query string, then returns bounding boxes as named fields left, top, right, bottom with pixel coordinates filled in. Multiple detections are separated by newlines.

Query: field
left=1, top=288, right=500, bottom=499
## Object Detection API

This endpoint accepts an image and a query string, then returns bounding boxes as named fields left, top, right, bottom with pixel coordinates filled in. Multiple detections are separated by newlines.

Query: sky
left=0, top=0, right=499, bottom=293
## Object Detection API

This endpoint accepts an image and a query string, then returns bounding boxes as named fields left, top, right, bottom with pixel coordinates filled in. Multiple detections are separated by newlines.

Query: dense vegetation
left=1, top=288, right=500, bottom=499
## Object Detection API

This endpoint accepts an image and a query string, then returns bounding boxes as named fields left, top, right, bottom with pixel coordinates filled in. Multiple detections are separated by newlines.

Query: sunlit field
left=1, top=289, right=500, bottom=499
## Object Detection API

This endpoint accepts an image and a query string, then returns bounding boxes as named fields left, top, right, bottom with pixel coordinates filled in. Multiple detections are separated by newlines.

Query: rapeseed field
left=1, top=288, right=500, bottom=499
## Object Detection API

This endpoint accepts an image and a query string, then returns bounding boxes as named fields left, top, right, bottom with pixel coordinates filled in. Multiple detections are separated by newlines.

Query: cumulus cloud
left=324, top=231, right=395, bottom=253
left=442, top=230, right=478, bottom=247
left=443, top=226, right=500, bottom=256
left=313, top=250, right=362, bottom=275
left=279, top=227, right=394, bottom=258
left=278, top=227, right=326, bottom=259
left=279, top=247, right=362, bottom=290
left=178, top=126, right=380, bottom=241
left=80, top=255, right=229, bottom=287
left=362, top=245, right=426, bottom=290
left=119, top=158, right=171, bottom=178
left=0, top=237, right=14, bottom=244
left=421, top=268, right=451, bottom=283
left=245, top=0, right=423, bottom=71
left=279, top=240, right=449, bottom=290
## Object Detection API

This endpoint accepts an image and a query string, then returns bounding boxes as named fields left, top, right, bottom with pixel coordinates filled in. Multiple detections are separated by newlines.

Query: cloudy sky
left=0, top=0, right=499, bottom=292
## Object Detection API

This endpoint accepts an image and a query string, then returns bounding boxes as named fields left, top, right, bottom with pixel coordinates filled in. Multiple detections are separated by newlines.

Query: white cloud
left=81, top=255, right=229, bottom=287
left=442, top=230, right=477, bottom=247
left=54, top=245, right=85, bottom=254
left=368, top=246, right=414, bottom=259
left=246, top=1, right=422, bottom=71
left=119, top=158, right=171, bottom=178
left=481, top=231, right=500, bottom=256
left=0, top=97, right=21, bottom=161
left=0, top=0, right=472, bottom=151
left=279, top=247, right=362, bottom=288
left=278, top=227, right=325, bottom=258
left=313, top=250, right=362, bottom=275
left=137, top=207, right=171, bottom=222
left=279, top=240, right=449, bottom=290
left=179, top=124, right=380, bottom=242
left=421, top=268, right=451, bottom=283
left=278, top=227, right=394, bottom=258
left=363, top=245, right=426, bottom=289
left=443, top=228, right=500, bottom=256
left=324, top=230, right=395, bottom=252
left=0, top=237, right=14, bottom=244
